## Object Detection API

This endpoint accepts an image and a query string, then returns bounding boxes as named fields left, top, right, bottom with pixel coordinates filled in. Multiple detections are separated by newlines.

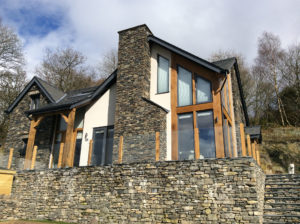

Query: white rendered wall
left=79, top=84, right=116, bottom=166
left=150, top=44, right=172, bottom=160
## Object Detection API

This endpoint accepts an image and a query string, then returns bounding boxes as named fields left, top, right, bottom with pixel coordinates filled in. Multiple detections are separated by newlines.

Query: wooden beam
left=246, top=134, right=251, bottom=157
left=155, top=132, right=160, bottom=161
left=61, top=108, right=76, bottom=168
left=33, top=116, right=45, bottom=128
left=118, top=136, right=123, bottom=163
left=7, top=148, right=14, bottom=169
left=176, top=102, right=213, bottom=114
left=171, top=53, right=178, bottom=160
left=30, top=146, right=38, bottom=170
left=57, top=142, right=64, bottom=168
left=24, top=119, right=37, bottom=169
left=59, top=113, right=68, bottom=123
left=227, top=121, right=232, bottom=158
left=194, top=128, right=200, bottom=159
left=88, top=139, right=93, bottom=166
left=240, top=123, right=247, bottom=157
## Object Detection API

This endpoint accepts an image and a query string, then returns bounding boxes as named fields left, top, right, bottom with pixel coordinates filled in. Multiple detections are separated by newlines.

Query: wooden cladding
left=171, top=52, right=224, bottom=160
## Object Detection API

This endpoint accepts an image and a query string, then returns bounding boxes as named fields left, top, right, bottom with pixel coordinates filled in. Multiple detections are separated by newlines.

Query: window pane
left=178, top=113, right=194, bottom=160
left=178, top=66, right=192, bottom=106
left=227, top=82, right=231, bottom=115
left=73, top=131, right=83, bottom=167
left=197, top=110, right=216, bottom=158
left=157, top=56, right=169, bottom=93
left=105, top=127, right=114, bottom=165
left=196, top=76, right=212, bottom=104
left=92, top=129, right=105, bottom=166
left=229, top=124, right=234, bottom=157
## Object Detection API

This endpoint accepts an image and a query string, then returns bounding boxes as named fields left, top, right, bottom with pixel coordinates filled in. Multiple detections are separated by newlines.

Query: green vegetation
left=260, top=126, right=300, bottom=174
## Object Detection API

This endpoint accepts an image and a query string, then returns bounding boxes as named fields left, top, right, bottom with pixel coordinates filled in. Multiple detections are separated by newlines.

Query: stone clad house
left=2, top=24, right=260, bottom=170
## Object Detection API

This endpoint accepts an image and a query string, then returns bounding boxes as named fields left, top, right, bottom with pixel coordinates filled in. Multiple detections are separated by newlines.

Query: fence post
left=7, top=148, right=14, bottom=169
left=246, top=135, right=251, bottom=156
left=88, top=139, right=93, bottom=165
left=156, top=132, right=160, bottom=161
left=252, top=142, right=256, bottom=161
left=30, top=145, right=38, bottom=170
left=256, top=142, right=261, bottom=165
left=240, top=123, right=247, bottom=157
left=118, top=136, right=123, bottom=163
left=57, top=142, right=64, bottom=168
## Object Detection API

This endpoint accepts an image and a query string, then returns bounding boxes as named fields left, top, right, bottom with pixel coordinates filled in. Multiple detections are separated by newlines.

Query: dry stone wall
left=0, top=158, right=265, bottom=223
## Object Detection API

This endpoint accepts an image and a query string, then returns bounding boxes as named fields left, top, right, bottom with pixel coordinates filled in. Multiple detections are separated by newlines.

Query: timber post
left=61, top=108, right=76, bottom=168
left=7, top=148, right=14, bottom=169
left=155, top=132, right=160, bottom=161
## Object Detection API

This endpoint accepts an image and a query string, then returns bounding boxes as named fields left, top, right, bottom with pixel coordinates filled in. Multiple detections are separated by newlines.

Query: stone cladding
left=113, top=25, right=167, bottom=163
left=0, top=158, right=265, bottom=223
left=231, top=67, right=246, bottom=152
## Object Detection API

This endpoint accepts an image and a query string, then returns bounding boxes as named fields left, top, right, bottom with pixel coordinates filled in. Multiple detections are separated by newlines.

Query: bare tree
left=0, top=19, right=24, bottom=70
left=97, top=48, right=118, bottom=78
left=0, top=19, right=26, bottom=144
left=253, top=32, right=290, bottom=126
left=36, top=48, right=96, bottom=92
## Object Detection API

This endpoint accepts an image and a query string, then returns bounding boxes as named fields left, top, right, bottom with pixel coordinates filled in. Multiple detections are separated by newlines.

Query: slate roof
left=245, top=126, right=262, bottom=143
left=212, top=57, right=236, bottom=71
left=36, top=77, right=65, bottom=102
left=26, top=70, right=117, bottom=115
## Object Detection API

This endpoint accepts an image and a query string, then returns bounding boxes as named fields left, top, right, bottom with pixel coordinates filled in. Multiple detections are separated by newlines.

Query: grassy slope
left=260, top=126, right=300, bottom=174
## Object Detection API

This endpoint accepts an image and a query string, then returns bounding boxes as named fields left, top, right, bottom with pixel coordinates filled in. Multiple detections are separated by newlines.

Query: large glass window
left=157, top=55, right=169, bottom=93
left=73, top=130, right=83, bottom=167
left=197, top=110, right=216, bottom=158
left=178, top=113, right=195, bottom=160
left=92, top=126, right=114, bottom=166
left=196, top=76, right=212, bottom=104
left=178, top=66, right=192, bottom=107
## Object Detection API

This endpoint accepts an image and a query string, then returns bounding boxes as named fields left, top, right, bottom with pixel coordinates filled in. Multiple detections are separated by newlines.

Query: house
left=2, top=24, right=261, bottom=170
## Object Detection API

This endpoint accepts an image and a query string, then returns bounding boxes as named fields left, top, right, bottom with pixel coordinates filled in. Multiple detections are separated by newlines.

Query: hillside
left=260, top=126, right=300, bottom=174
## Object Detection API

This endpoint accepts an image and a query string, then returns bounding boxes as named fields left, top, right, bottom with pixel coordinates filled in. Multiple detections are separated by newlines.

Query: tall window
left=91, top=126, right=114, bottom=166
left=176, top=65, right=216, bottom=160
left=30, top=94, right=40, bottom=110
left=157, top=55, right=169, bottom=93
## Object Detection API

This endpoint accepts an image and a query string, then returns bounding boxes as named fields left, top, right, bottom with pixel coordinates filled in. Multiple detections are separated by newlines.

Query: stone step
left=265, top=175, right=300, bottom=183
left=263, top=214, right=300, bottom=223
left=264, top=191, right=300, bottom=198
left=264, top=197, right=300, bottom=204
left=264, top=203, right=300, bottom=210
left=264, top=208, right=300, bottom=216
left=265, top=183, right=300, bottom=188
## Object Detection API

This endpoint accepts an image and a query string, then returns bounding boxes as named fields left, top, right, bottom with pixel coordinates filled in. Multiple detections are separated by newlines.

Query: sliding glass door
left=91, top=126, right=114, bottom=166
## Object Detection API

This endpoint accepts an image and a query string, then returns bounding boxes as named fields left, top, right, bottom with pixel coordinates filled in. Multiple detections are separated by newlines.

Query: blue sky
left=0, top=0, right=300, bottom=78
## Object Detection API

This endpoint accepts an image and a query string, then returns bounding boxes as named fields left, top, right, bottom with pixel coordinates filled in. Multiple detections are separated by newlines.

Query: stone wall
left=231, top=67, right=246, bottom=153
left=113, top=25, right=167, bottom=163
left=1, top=85, right=53, bottom=170
left=0, top=158, right=265, bottom=223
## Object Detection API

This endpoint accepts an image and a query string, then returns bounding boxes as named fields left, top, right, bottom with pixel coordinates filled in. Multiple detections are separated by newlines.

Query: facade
left=2, top=24, right=259, bottom=170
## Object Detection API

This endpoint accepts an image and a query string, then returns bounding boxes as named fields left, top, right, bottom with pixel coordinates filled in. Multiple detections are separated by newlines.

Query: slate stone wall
left=231, top=68, right=246, bottom=153
left=113, top=25, right=167, bottom=163
left=0, top=158, right=265, bottom=223
left=1, top=85, right=54, bottom=170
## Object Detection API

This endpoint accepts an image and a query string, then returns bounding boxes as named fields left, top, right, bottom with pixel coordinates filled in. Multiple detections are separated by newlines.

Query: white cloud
left=1, top=0, right=300, bottom=78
